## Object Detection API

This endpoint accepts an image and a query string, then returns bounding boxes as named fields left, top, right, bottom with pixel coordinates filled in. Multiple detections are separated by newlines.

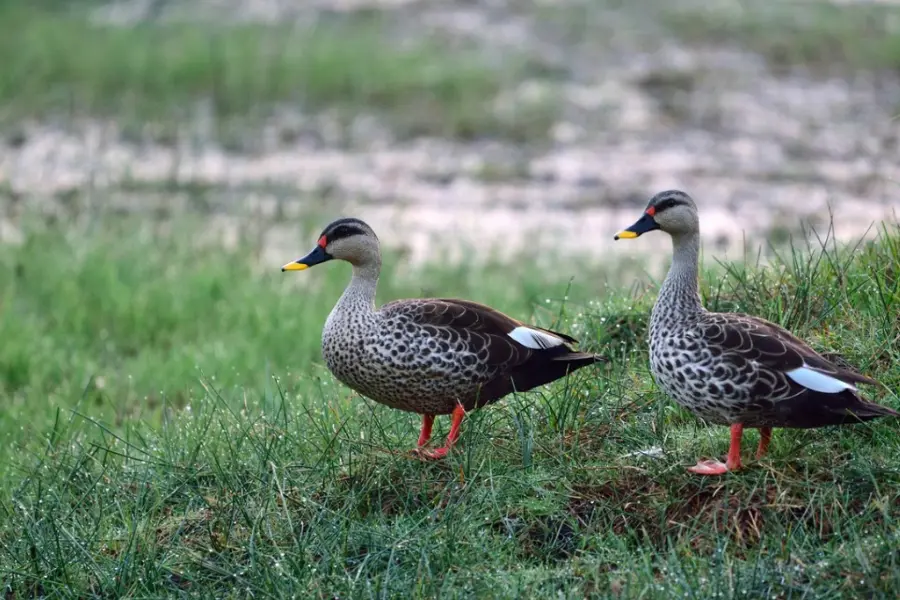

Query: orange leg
left=419, top=405, right=466, bottom=460
left=688, top=423, right=744, bottom=476
left=756, top=427, right=772, bottom=459
left=417, top=414, right=435, bottom=448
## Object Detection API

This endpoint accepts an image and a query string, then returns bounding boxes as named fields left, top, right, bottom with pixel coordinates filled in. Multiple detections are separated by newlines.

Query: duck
left=614, top=190, right=897, bottom=475
left=282, top=217, right=606, bottom=459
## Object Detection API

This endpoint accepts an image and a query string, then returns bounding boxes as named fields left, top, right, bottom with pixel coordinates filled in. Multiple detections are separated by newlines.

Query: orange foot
left=687, top=423, right=744, bottom=476
left=415, top=447, right=451, bottom=460
left=411, top=405, right=466, bottom=461
left=688, top=459, right=730, bottom=476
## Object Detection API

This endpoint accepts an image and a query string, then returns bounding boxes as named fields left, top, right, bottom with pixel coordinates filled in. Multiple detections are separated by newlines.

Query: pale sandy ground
left=1, top=0, right=898, bottom=270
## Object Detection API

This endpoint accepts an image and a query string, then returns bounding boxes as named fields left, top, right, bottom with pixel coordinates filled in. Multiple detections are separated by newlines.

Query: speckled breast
left=320, top=316, right=491, bottom=415
left=321, top=324, right=406, bottom=409
left=649, top=333, right=736, bottom=425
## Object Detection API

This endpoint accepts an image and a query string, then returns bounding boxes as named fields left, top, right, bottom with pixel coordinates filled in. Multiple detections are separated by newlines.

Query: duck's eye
left=664, top=199, right=677, bottom=209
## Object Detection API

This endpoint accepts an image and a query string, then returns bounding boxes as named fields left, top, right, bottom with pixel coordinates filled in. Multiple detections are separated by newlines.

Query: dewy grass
left=1, top=217, right=899, bottom=597
left=0, top=5, right=550, bottom=141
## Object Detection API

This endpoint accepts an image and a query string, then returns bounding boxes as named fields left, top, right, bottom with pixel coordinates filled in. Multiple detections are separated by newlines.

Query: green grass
left=0, top=212, right=899, bottom=597
left=0, top=4, right=555, bottom=143
left=661, top=1, right=900, bottom=72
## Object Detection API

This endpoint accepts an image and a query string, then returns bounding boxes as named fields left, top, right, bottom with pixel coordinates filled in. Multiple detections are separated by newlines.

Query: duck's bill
left=614, top=213, right=660, bottom=240
left=281, top=261, right=309, bottom=271
left=281, top=246, right=331, bottom=271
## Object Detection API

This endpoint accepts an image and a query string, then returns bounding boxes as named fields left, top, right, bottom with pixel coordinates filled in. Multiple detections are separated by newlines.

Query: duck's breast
left=650, top=331, right=754, bottom=424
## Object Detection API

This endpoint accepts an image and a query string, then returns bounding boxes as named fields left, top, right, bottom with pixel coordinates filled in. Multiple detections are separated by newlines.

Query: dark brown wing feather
left=383, top=297, right=605, bottom=408
left=425, top=298, right=580, bottom=344
left=701, top=312, right=893, bottom=428
left=703, top=312, right=878, bottom=386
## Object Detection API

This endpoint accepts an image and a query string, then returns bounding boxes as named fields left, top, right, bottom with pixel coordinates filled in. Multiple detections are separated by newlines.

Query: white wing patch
left=786, top=365, right=857, bottom=394
left=508, top=326, right=565, bottom=350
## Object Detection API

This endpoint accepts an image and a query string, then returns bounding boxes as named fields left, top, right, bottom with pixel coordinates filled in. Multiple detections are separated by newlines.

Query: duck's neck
left=334, top=259, right=380, bottom=318
left=654, top=231, right=704, bottom=321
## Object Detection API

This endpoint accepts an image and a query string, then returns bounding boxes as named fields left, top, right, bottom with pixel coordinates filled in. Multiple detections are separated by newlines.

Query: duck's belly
left=321, top=327, right=494, bottom=415
left=649, top=335, right=752, bottom=425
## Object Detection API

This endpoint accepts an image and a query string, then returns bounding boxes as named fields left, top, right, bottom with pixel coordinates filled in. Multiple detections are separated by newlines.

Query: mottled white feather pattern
left=786, top=365, right=857, bottom=394
left=508, top=326, right=565, bottom=350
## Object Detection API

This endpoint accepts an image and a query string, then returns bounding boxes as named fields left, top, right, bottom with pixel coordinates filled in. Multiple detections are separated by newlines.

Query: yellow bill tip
left=614, top=230, right=639, bottom=240
left=281, top=262, right=309, bottom=271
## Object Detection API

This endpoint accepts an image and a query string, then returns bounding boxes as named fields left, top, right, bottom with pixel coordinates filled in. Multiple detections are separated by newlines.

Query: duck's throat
left=656, top=232, right=703, bottom=319
left=335, top=262, right=379, bottom=317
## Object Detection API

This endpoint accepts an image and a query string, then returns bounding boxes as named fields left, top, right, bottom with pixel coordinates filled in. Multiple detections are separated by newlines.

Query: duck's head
left=614, top=189, right=699, bottom=240
left=282, top=217, right=380, bottom=272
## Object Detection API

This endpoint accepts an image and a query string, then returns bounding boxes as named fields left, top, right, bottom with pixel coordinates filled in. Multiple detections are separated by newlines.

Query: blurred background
left=0, top=0, right=899, bottom=431
left=1, top=0, right=898, bottom=266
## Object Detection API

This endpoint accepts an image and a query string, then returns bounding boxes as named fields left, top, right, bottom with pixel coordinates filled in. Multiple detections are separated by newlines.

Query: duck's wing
left=383, top=297, right=586, bottom=363
left=426, top=298, right=581, bottom=344
left=382, top=298, right=605, bottom=400
left=699, top=312, right=893, bottom=426
left=702, top=312, right=877, bottom=389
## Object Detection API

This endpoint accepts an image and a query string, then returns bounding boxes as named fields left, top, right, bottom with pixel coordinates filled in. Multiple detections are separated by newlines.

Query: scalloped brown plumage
left=698, top=312, right=891, bottom=429
left=380, top=298, right=599, bottom=410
